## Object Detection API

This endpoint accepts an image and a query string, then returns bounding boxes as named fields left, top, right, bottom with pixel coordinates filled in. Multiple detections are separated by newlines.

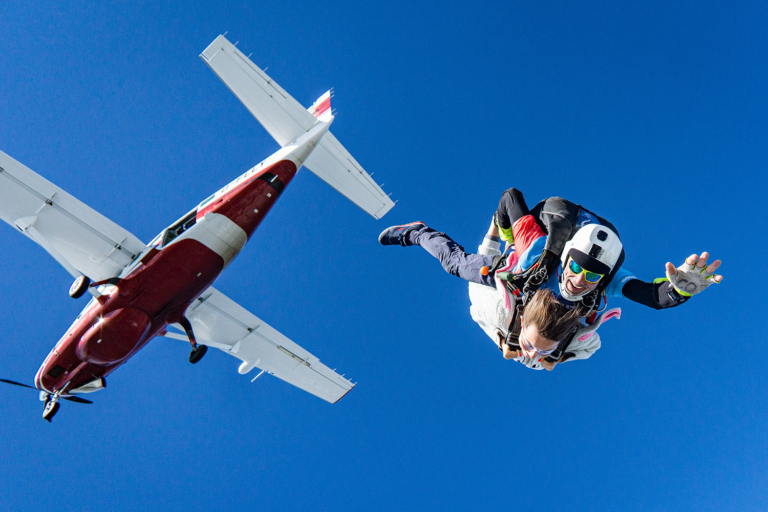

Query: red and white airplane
left=0, top=35, right=394, bottom=421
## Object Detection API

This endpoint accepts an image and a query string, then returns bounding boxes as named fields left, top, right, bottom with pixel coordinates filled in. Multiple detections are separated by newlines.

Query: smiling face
left=562, top=258, right=602, bottom=297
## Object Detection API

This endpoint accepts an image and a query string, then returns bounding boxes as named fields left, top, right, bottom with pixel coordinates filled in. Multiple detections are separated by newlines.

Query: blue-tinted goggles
left=567, top=258, right=604, bottom=283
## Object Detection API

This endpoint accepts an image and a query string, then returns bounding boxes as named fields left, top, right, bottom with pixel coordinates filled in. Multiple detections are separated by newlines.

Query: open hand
left=664, top=252, right=723, bottom=297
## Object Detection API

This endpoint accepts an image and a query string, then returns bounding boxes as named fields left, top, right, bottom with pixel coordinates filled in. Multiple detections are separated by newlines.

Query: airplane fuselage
left=34, top=155, right=301, bottom=396
left=2, top=35, right=392, bottom=417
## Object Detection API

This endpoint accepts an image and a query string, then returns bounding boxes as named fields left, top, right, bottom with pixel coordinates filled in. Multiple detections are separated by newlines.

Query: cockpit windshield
left=156, top=208, right=198, bottom=248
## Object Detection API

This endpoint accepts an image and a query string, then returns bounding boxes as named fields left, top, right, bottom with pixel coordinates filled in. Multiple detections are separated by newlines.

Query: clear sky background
left=1, top=1, right=766, bottom=510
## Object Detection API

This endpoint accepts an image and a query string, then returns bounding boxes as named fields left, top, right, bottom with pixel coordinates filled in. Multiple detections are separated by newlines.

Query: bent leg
left=408, top=227, right=496, bottom=288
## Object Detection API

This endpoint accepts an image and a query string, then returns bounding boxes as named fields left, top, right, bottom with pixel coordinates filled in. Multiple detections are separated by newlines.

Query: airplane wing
left=200, top=35, right=395, bottom=219
left=175, top=286, right=354, bottom=404
left=0, top=150, right=146, bottom=283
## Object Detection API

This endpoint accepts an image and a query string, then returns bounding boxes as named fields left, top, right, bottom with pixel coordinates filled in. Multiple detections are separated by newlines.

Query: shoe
left=378, top=222, right=426, bottom=246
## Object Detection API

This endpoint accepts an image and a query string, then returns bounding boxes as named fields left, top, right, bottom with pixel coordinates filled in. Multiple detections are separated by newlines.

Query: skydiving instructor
left=379, top=188, right=723, bottom=370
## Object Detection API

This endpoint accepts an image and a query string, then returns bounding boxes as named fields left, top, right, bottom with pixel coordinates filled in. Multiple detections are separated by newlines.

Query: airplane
left=0, top=34, right=394, bottom=422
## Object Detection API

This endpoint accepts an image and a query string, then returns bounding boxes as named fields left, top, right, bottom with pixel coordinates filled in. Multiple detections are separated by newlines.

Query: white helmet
left=559, top=224, right=623, bottom=301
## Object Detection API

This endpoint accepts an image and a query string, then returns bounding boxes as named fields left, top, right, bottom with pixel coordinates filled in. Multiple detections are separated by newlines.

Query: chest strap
left=544, top=330, right=577, bottom=363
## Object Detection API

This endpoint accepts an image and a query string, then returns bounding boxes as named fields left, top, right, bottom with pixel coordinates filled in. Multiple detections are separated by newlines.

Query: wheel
left=42, top=400, right=60, bottom=422
left=69, top=276, right=91, bottom=299
left=189, top=345, right=208, bottom=364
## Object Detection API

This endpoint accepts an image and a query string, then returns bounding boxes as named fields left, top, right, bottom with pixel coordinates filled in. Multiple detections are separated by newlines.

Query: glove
left=666, top=260, right=721, bottom=297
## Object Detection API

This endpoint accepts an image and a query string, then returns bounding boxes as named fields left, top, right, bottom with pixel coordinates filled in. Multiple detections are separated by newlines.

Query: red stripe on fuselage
left=196, top=159, right=298, bottom=238
left=36, top=237, right=224, bottom=395
left=36, top=159, right=299, bottom=395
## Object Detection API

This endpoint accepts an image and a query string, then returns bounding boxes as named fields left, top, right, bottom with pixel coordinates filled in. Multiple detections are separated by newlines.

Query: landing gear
left=42, top=397, right=60, bottom=422
left=179, top=316, right=207, bottom=364
left=69, top=276, right=91, bottom=299
left=189, top=345, right=208, bottom=364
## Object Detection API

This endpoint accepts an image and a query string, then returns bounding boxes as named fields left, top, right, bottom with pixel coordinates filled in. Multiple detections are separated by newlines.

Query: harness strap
left=495, top=251, right=554, bottom=352
left=495, top=249, right=555, bottom=304
left=503, top=303, right=525, bottom=351
left=544, top=328, right=578, bottom=363
left=493, top=246, right=589, bottom=363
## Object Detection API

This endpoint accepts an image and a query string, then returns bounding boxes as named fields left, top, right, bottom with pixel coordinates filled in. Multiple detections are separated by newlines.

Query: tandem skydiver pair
left=379, top=188, right=723, bottom=371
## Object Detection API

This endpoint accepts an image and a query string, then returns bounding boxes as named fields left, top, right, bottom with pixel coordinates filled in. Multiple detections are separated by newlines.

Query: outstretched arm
left=619, top=252, right=723, bottom=309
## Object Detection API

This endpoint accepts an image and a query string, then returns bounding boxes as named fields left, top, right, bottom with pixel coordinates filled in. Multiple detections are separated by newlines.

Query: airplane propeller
left=0, top=379, right=93, bottom=404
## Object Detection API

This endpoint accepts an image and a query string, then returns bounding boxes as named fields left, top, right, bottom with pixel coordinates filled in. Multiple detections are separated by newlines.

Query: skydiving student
left=379, top=188, right=723, bottom=371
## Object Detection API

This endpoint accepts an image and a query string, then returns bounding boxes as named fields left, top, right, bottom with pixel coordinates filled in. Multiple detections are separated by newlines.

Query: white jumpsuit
left=468, top=236, right=605, bottom=370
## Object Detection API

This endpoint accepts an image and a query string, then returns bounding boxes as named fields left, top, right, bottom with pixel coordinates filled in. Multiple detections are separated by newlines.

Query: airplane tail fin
left=200, top=35, right=394, bottom=219
left=308, top=90, right=333, bottom=123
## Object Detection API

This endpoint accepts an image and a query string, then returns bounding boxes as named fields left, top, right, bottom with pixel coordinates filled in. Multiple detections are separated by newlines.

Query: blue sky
left=1, top=1, right=766, bottom=510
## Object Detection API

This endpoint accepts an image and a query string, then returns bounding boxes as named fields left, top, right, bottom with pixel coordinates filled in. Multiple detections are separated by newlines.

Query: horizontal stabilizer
left=303, top=132, right=394, bottom=219
left=201, top=35, right=394, bottom=219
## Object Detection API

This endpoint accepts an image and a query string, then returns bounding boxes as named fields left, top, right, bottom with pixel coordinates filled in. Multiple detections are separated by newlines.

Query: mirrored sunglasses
left=568, top=258, right=604, bottom=283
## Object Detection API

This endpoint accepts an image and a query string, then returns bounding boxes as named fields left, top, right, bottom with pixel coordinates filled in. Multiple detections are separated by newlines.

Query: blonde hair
left=523, top=289, right=583, bottom=342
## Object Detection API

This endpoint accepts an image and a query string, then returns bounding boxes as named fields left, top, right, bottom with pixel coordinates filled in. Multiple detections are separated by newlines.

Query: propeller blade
left=0, top=379, right=36, bottom=390
left=2, top=379, right=93, bottom=404
left=63, top=396, right=93, bottom=404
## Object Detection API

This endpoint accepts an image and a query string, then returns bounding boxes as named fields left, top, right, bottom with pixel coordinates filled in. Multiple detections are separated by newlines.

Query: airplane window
left=161, top=209, right=198, bottom=247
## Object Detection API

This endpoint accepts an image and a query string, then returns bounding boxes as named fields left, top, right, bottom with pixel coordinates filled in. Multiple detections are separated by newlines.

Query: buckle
left=544, top=349, right=561, bottom=363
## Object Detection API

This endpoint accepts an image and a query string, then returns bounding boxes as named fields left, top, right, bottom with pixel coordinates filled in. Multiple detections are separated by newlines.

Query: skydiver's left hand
left=664, top=252, right=723, bottom=297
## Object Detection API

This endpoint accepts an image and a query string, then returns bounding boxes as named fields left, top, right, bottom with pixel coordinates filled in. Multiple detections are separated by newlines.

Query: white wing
left=0, top=150, right=146, bottom=282
left=200, top=35, right=394, bottom=219
left=176, top=287, right=354, bottom=404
